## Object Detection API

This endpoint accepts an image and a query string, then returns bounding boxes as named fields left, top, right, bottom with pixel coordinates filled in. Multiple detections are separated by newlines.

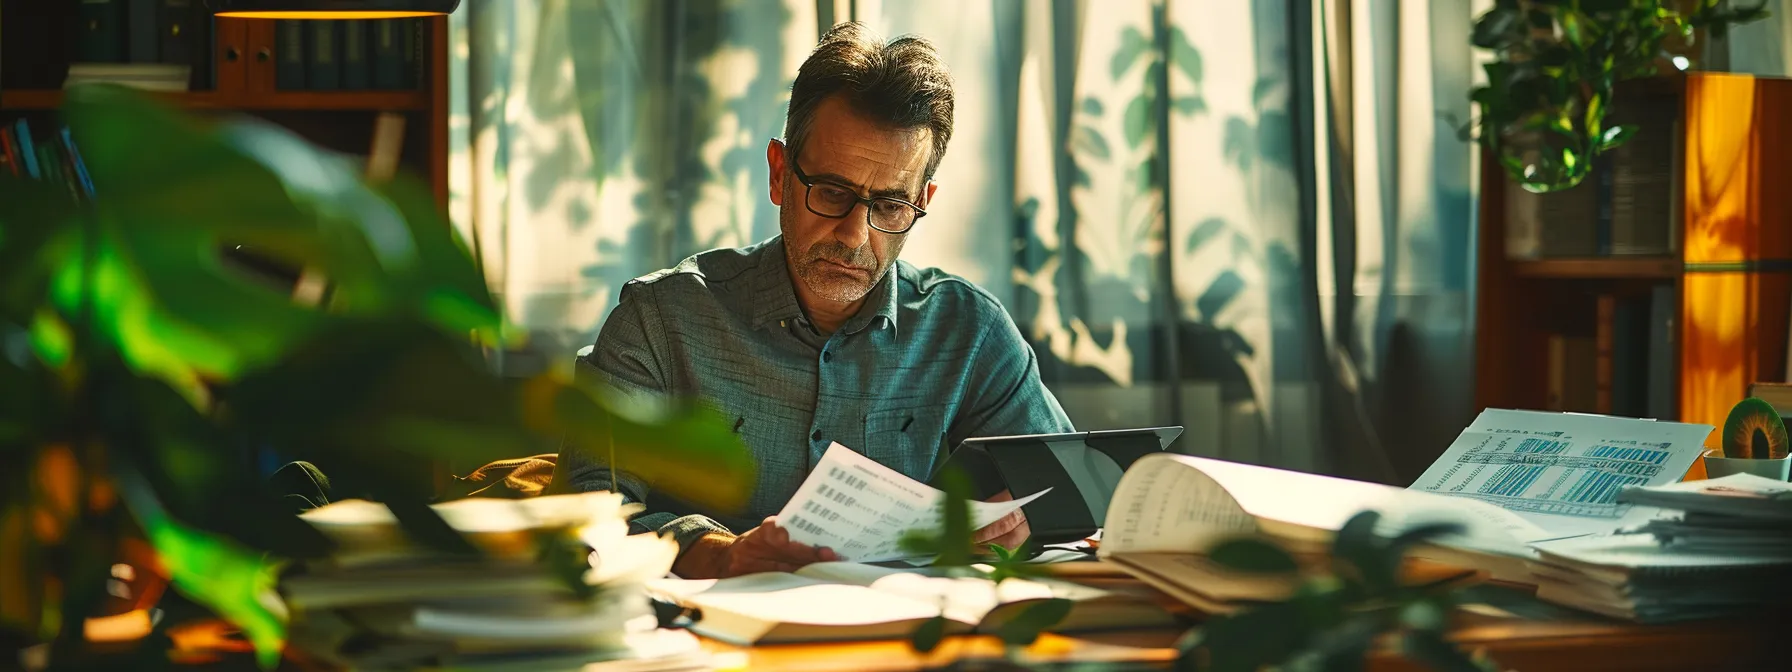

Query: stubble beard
left=782, top=206, right=894, bottom=304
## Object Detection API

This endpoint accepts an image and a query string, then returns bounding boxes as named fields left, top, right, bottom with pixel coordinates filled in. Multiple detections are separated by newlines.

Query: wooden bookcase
left=1474, top=71, right=1792, bottom=476
left=0, top=14, right=451, bottom=209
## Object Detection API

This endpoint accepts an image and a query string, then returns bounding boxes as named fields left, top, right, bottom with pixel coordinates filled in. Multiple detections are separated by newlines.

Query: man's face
left=768, top=96, right=939, bottom=305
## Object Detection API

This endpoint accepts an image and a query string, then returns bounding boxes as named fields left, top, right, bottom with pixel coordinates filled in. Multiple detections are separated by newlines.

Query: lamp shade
left=209, top=0, right=460, bottom=19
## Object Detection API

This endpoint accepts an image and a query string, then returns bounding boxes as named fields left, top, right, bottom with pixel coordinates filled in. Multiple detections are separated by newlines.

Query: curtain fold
left=446, top=0, right=1486, bottom=477
left=1311, top=0, right=1486, bottom=483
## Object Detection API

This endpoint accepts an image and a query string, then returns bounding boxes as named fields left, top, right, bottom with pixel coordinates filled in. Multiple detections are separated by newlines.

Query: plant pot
left=1702, top=448, right=1792, bottom=480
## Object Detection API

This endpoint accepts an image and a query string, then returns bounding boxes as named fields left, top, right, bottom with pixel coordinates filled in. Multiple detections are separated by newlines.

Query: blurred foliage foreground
left=0, top=84, right=756, bottom=669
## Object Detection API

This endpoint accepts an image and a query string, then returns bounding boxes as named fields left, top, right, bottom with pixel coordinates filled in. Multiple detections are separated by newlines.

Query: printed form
left=776, top=443, right=1049, bottom=562
left=1408, top=409, right=1714, bottom=539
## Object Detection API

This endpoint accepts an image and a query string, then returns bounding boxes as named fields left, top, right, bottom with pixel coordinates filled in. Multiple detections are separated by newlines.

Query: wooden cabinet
left=0, top=15, right=450, bottom=209
left=1473, top=72, right=1792, bottom=476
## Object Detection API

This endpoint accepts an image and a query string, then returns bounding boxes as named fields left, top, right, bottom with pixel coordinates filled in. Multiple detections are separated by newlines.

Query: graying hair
left=783, top=22, right=955, bottom=183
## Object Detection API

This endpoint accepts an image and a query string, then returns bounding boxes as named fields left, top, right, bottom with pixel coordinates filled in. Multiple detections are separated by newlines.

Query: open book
left=644, top=562, right=1176, bottom=646
left=1095, top=409, right=1714, bottom=611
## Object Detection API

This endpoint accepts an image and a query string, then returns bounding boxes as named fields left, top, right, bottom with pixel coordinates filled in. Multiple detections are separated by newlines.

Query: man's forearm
left=670, top=532, right=736, bottom=579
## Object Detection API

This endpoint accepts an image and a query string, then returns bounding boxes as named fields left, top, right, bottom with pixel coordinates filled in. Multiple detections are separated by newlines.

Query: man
left=554, top=22, right=1073, bottom=579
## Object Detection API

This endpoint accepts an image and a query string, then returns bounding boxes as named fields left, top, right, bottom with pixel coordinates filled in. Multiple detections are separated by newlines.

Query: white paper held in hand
left=775, top=442, right=1050, bottom=562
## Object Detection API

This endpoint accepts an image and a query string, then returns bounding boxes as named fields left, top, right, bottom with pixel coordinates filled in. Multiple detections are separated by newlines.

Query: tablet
left=928, top=426, right=1184, bottom=546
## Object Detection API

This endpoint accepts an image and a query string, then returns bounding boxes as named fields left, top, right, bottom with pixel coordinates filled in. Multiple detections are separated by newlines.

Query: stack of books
left=62, top=64, right=191, bottom=91
left=281, top=492, right=708, bottom=671
left=1525, top=474, right=1792, bottom=623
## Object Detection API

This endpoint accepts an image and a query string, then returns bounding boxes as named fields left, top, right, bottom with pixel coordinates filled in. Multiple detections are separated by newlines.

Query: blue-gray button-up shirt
left=556, top=235, right=1074, bottom=549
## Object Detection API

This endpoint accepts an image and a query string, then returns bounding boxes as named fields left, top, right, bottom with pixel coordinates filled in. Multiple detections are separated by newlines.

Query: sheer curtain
left=445, top=0, right=1487, bottom=478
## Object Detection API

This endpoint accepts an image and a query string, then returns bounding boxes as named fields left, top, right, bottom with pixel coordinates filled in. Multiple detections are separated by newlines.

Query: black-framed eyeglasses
left=785, top=143, right=928, bottom=234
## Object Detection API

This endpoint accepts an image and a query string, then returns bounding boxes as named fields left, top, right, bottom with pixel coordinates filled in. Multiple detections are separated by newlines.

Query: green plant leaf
left=221, top=318, right=533, bottom=474
left=1070, top=125, right=1112, bottom=161
left=541, top=375, right=759, bottom=515
left=898, top=528, right=942, bottom=559
left=1223, top=117, right=1254, bottom=171
left=1125, top=97, right=1154, bottom=150
left=927, top=466, right=976, bottom=567
left=1081, top=97, right=1104, bottom=117
left=994, top=598, right=1074, bottom=646
left=1111, top=26, right=1150, bottom=80
left=1561, top=11, right=1586, bottom=47
left=910, top=614, right=949, bottom=653
left=1471, top=8, right=1523, bottom=49
left=1400, top=630, right=1500, bottom=672
left=1170, top=27, right=1202, bottom=85
left=1187, top=218, right=1227, bottom=253
left=1191, top=600, right=1312, bottom=672
left=1331, top=510, right=1396, bottom=593
left=1172, top=96, right=1207, bottom=116
left=1209, top=537, right=1299, bottom=574
left=1399, top=599, right=1448, bottom=633
left=118, top=467, right=286, bottom=669
left=1388, top=522, right=1464, bottom=555
left=0, top=180, right=70, bottom=326
left=1251, top=77, right=1277, bottom=108
left=1598, top=123, right=1638, bottom=152
left=57, top=84, right=498, bottom=400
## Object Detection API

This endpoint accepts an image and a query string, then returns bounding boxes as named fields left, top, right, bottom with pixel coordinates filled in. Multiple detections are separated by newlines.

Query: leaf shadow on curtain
left=565, top=0, right=798, bottom=344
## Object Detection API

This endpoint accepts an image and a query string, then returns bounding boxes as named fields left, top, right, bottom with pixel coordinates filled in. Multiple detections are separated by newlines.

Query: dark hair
left=783, top=22, right=955, bottom=182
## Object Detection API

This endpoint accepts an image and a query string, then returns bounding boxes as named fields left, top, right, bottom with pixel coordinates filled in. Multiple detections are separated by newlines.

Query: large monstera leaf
left=54, top=84, right=501, bottom=401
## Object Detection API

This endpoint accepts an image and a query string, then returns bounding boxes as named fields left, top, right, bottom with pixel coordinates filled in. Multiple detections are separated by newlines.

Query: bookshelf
left=0, top=12, right=451, bottom=209
left=1474, top=71, right=1792, bottom=475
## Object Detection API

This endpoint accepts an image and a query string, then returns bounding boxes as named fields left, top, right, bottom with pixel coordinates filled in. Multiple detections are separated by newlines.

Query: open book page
left=644, top=562, right=1140, bottom=644
left=1408, top=409, right=1713, bottom=540
left=1098, top=453, right=1256, bottom=553
left=776, top=442, right=1049, bottom=562
left=1101, top=454, right=1546, bottom=559
left=644, top=571, right=944, bottom=644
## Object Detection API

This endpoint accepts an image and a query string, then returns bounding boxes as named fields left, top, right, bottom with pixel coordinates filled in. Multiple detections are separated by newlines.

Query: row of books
left=0, top=2, right=428, bottom=93
left=1506, top=96, right=1680, bottom=259
left=0, top=118, right=96, bottom=203
left=274, top=19, right=429, bottom=92
left=1544, top=287, right=1678, bottom=420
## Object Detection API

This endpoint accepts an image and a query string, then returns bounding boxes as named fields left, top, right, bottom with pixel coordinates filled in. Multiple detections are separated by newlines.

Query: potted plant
left=1467, top=0, right=1768, bottom=193
left=0, top=84, right=756, bottom=669
left=1702, top=397, right=1792, bottom=480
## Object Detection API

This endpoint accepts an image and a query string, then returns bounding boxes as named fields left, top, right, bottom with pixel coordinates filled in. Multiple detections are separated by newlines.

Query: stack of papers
left=775, top=442, right=1049, bottom=562
left=1621, top=473, right=1792, bottom=556
left=281, top=493, right=710, bottom=671
left=1524, top=474, right=1792, bottom=623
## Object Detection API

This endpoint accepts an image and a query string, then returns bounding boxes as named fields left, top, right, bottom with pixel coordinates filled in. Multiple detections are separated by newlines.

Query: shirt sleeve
left=948, top=301, right=1076, bottom=446
left=549, top=281, right=737, bottom=551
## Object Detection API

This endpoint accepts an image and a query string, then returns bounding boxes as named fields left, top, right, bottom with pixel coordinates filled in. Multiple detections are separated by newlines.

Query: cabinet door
left=213, top=18, right=250, bottom=94
left=245, top=19, right=278, bottom=94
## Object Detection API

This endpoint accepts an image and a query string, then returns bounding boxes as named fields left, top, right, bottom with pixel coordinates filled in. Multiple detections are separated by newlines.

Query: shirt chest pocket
left=862, top=408, right=948, bottom=481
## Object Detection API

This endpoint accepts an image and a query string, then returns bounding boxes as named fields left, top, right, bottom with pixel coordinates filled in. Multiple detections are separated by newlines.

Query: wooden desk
left=699, top=617, right=1780, bottom=672
left=89, top=562, right=1784, bottom=672
left=694, top=565, right=1782, bottom=672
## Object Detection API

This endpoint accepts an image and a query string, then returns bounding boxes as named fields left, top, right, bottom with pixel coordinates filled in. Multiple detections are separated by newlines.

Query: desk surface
left=693, top=562, right=1783, bottom=672
left=700, top=616, right=1781, bottom=672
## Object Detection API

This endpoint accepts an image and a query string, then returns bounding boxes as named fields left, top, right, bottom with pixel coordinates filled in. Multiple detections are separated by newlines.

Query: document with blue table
left=1097, top=409, right=1714, bottom=612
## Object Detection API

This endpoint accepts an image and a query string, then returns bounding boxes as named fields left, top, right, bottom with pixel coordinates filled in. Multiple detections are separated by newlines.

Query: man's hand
left=672, top=517, right=838, bottom=579
left=972, top=489, right=1032, bottom=552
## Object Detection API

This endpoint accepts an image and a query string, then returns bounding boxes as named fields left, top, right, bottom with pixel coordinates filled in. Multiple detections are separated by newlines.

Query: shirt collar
left=747, top=236, right=900, bottom=336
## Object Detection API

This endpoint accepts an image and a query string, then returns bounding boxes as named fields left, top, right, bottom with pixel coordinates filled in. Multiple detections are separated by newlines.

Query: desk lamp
left=207, top=0, right=460, bottom=19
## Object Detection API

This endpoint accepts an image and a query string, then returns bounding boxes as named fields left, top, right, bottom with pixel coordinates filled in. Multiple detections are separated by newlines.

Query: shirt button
left=811, top=429, right=822, bottom=442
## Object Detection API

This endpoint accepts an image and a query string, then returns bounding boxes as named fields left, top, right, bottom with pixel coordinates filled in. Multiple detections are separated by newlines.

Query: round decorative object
left=1721, top=397, right=1790, bottom=459
left=208, top=0, right=460, bottom=18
